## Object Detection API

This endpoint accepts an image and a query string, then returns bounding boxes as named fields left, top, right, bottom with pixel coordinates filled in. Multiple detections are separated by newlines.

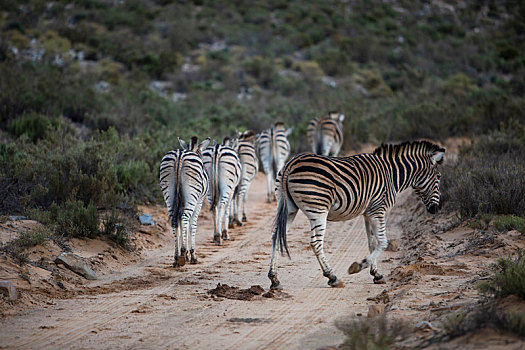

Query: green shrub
left=101, top=210, right=131, bottom=249
left=442, top=122, right=525, bottom=218
left=7, top=112, right=52, bottom=142
left=38, top=200, right=100, bottom=239
left=0, top=226, right=52, bottom=262
left=478, top=251, right=525, bottom=300
left=493, top=215, right=525, bottom=234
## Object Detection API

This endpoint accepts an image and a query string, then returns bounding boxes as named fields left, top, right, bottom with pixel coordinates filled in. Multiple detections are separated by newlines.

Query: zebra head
left=412, top=146, right=446, bottom=214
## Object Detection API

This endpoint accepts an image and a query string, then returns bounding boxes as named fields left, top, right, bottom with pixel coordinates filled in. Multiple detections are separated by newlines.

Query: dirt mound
left=208, top=283, right=265, bottom=300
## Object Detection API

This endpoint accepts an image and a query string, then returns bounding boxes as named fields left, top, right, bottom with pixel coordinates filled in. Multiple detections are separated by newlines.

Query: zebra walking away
left=202, top=138, right=242, bottom=245
left=159, top=136, right=210, bottom=267
left=307, top=111, right=345, bottom=156
left=257, top=122, right=292, bottom=202
left=268, top=140, right=445, bottom=289
left=231, top=130, right=259, bottom=226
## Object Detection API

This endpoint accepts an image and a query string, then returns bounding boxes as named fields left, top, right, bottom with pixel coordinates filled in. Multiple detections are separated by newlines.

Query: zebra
left=230, top=130, right=259, bottom=226
left=307, top=111, right=345, bottom=156
left=256, top=122, right=293, bottom=202
left=202, top=137, right=242, bottom=245
left=268, top=140, right=445, bottom=289
left=159, top=136, right=210, bottom=267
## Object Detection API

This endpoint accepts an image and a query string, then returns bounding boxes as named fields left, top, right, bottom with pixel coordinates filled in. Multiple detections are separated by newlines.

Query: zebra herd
left=160, top=112, right=446, bottom=289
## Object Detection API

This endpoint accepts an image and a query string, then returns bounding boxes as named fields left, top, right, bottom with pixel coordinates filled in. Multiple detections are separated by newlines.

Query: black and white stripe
left=230, top=130, right=259, bottom=226
left=307, top=111, right=345, bottom=156
left=256, top=122, right=292, bottom=202
left=268, top=140, right=445, bottom=289
left=159, top=136, right=210, bottom=267
left=202, top=138, right=242, bottom=245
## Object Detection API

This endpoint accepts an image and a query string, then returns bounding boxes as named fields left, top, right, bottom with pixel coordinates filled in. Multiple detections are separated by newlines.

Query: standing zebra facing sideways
left=202, top=138, right=242, bottom=245
left=257, top=122, right=292, bottom=202
left=307, top=111, right=345, bottom=156
left=268, top=140, right=445, bottom=289
left=159, top=136, right=210, bottom=267
left=230, top=130, right=259, bottom=226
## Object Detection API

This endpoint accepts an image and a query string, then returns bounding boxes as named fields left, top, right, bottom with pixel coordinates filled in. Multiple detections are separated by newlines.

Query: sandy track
left=0, top=172, right=407, bottom=350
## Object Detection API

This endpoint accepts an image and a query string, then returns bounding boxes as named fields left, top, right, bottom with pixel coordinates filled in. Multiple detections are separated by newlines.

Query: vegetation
left=479, top=251, right=525, bottom=300
left=443, top=251, right=525, bottom=339
left=335, top=316, right=408, bottom=350
left=441, top=121, right=525, bottom=220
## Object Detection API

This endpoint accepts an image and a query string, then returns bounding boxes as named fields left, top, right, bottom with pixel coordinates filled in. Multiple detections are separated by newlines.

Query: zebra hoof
left=270, top=279, right=282, bottom=290
left=174, top=256, right=186, bottom=267
left=348, top=262, right=361, bottom=275
left=190, top=257, right=198, bottom=264
left=222, top=231, right=230, bottom=240
left=242, top=216, right=247, bottom=222
left=328, top=277, right=344, bottom=288
left=213, top=236, right=222, bottom=245
left=373, top=275, right=386, bottom=284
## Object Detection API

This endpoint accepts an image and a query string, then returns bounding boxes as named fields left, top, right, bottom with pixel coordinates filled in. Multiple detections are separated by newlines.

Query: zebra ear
left=178, top=137, right=188, bottom=150
left=431, top=148, right=446, bottom=164
left=339, top=113, right=345, bottom=122
left=197, top=138, right=211, bottom=153
left=231, top=138, right=239, bottom=150
left=285, top=128, right=293, bottom=136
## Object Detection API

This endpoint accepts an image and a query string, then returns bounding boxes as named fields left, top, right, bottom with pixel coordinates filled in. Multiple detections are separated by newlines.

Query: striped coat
left=159, top=136, right=210, bottom=266
left=202, top=138, right=242, bottom=245
left=257, top=122, right=292, bottom=202
left=268, top=141, right=445, bottom=289
left=231, top=130, right=259, bottom=225
left=307, top=111, right=345, bottom=156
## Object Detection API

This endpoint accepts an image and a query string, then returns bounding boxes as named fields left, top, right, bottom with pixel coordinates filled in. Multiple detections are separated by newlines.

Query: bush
left=33, top=200, right=100, bottom=239
left=335, top=316, right=408, bottom=350
left=493, top=215, right=525, bottom=234
left=101, top=210, right=131, bottom=249
left=7, top=112, right=52, bottom=142
left=478, top=251, right=525, bottom=300
left=0, top=226, right=52, bottom=262
left=442, top=121, right=525, bottom=218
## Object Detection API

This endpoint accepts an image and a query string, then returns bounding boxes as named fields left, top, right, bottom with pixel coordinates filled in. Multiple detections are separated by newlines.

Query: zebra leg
left=173, top=223, right=186, bottom=267
left=265, top=172, right=274, bottom=202
left=308, top=214, right=344, bottom=288
left=180, top=209, right=192, bottom=264
left=268, top=208, right=298, bottom=290
left=230, top=195, right=243, bottom=227
left=212, top=206, right=221, bottom=245
left=364, top=215, right=379, bottom=276
left=221, top=201, right=231, bottom=240
left=189, top=199, right=204, bottom=264
left=348, top=214, right=388, bottom=284
left=241, top=191, right=248, bottom=222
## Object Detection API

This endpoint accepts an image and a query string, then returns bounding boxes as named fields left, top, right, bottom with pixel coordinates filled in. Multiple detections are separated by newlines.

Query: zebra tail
left=272, top=164, right=292, bottom=258
left=315, top=130, right=323, bottom=155
left=210, top=147, right=219, bottom=212
left=171, top=160, right=184, bottom=229
left=273, top=196, right=290, bottom=258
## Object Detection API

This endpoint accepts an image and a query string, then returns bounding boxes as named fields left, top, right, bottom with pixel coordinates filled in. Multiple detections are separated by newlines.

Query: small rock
left=8, top=215, right=27, bottom=221
left=367, top=304, right=385, bottom=318
left=55, top=253, right=97, bottom=280
left=139, top=214, right=155, bottom=226
left=0, top=281, right=18, bottom=301
left=386, top=239, right=399, bottom=252
left=415, top=321, right=436, bottom=331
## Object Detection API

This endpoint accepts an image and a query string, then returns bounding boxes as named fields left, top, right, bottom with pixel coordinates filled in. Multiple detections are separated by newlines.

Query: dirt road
left=0, top=172, right=407, bottom=350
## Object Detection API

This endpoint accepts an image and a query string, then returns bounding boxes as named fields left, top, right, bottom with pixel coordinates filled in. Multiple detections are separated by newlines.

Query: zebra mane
left=239, top=130, right=256, bottom=141
left=373, top=140, right=444, bottom=161
left=274, top=121, right=286, bottom=130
